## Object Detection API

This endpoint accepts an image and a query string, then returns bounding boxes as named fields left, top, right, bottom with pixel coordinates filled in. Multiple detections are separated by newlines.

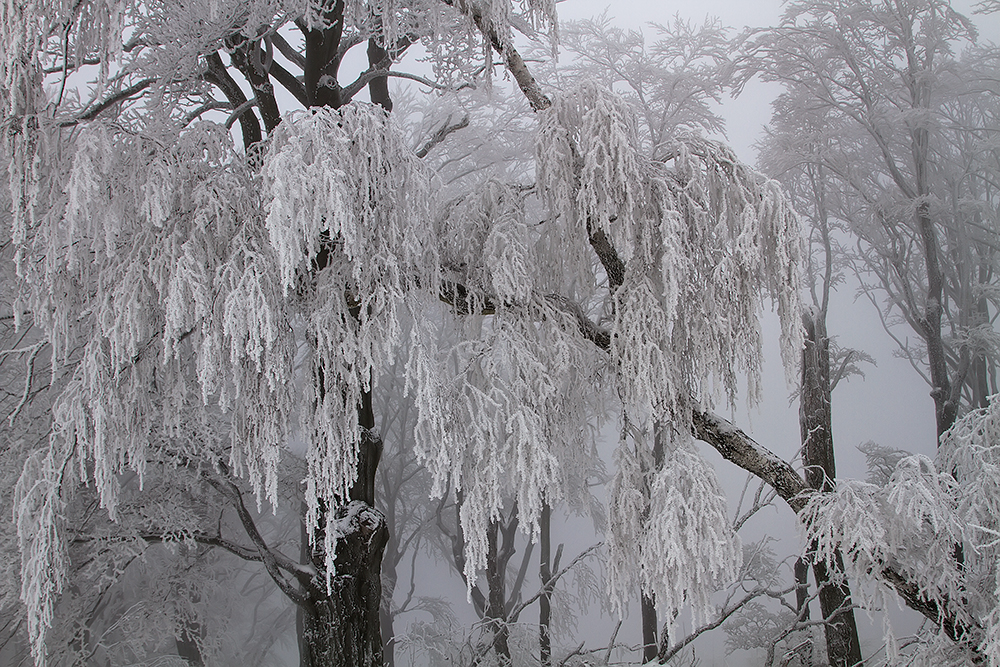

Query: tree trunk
left=640, top=593, right=658, bottom=663
left=485, top=521, right=512, bottom=664
left=298, top=384, right=388, bottom=667
left=174, top=625, right=204, bottom=666
left=539, top=502, right=552, bottom=667
left=638, top=425, right=666, bottom=663
left=794, top=557, right=810, bottom=621
left=801, top=311, right=863, bottom=667
left=299, top=499, right=388, bottom=667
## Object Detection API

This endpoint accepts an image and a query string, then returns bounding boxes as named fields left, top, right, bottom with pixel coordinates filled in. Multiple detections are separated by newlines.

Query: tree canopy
left=4, top=0, right=1000, bottom=665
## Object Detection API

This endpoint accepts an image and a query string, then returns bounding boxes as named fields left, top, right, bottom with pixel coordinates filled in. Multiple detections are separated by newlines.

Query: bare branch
left=507, top=543, right=601, bottom=622
left=59, top=79, right=155, bottom=127
left=415, top=114, right=470, bottom=159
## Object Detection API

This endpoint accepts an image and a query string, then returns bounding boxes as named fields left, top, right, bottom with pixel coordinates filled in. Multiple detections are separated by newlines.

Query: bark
left=485, top=521, right=512, bottom=664
left=299, top=500, right=388, bottom=667
left=366, top=38, right=393, bottom=112
left=800, top=310, right=863, bottom=667
left=174, top=626, right=203, bottom=666
left=539, top=502, right=552, bottom=667
left=640, top=594, right=658, bottom=663
left=639, top=425, right=666, bottom=663
left=298, top=334, right=387, bottom=667
left=794, top=558, right=810, bottom=621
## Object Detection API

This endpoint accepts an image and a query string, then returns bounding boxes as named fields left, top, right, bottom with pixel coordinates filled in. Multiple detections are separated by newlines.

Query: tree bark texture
left=640, top=593, right=658, bottom=663
left=299, top=500, right=389, bottom=667
left=539, top=503, right=552, bottom=667
left=485, top=521, right=512, bottom=664
left=800, top=311, right=863, bottom=667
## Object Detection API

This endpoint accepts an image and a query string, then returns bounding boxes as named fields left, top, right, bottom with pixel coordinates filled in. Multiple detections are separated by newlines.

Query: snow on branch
left=536, top=84, right=804, bottom=424
left=417, top=83, right=804, bottom=617
left=794, top=398, right=1000, bottom=661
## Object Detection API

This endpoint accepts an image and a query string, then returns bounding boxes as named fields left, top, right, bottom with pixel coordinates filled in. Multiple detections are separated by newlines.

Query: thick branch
left=268, top=59, right=308, bottom=107
left=415, top=114, right=470, bottom=159
left=202, top=470, right=312, bottom=605
left=691, top=409, right=810, bottom=513
left=204, top=52, right=261, bottom=147
left=271, top=31, right=306, bottom=71
left=441, top=0, right=551, bottom=111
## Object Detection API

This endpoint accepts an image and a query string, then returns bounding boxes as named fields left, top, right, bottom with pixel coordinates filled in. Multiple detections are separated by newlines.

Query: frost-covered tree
left=0, top=0, right=840, bottom=665
left=740, top=0, right=1000, bottom=439
left=741, top=5, right=1000, bottom=660
left=800, top=392, right=1000, bottom=664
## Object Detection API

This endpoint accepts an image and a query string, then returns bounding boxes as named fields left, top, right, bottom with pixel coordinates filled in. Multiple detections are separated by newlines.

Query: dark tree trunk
left=299, top=498, right=388, bottom=667
left=539, top=502, right=552, bottom=667
left=297, top=370, right=388, bottom=667
left=485, top=521, right=512, bottom=664
left=794, top=557, right=810, bottom=621
left=800, top=311, right=863, bottom=667
left=174, top=624, right=204, bottom=666
left=638, top=425, right=666, bottom=664
left=367, top=38, right=393, bottom=112
left=640, top=593, right=658, bottom=663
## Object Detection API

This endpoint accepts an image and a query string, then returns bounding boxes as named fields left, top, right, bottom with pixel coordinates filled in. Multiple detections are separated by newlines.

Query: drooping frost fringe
left=799, top=395, right=1000, bottom=663
left=533, top=83, right=800, bottom=616
left=263, top=105, right=438, bottom=589
left=536, top=83, right=803, bottom=421
left=607, top=429, right=740, bottom=628
left=14, top=102, right=445, bottom=659
left=415, top=84, right=801, bottom=611
left=412, top=298, right=608, bottom=588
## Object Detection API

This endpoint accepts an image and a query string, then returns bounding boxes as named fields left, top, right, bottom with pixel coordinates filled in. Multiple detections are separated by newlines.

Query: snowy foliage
left=536, top=83, right=803, bottom=419
left=2, top=0, right=814, bottom=659
left=607, top=430, right=740, bottom=627
left=411, top=81, right=802, bottom=617
left=10, top=102, right=446, bottom=661
left=800, top=395, right=1000, bottom=663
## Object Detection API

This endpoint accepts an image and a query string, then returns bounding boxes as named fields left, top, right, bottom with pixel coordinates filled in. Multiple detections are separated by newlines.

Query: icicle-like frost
left=419, top=85, right=802, bottom=610
left=413, top=298, right=607, bottom=587
left=940, top=396, right=1000, bottom=663
left=264, top=104, right=441, bottom=583
left=15, top=381, right=87, bottom=667
left=607, top=433, right=740, bottom=626
left=799, top=442, right=990, bottom=659
left=15, top=445, right=71, bottom=667
left=532, top=84, right=803, bottom=632
left=536, top=82, right=646, bottom=266
left=536, top=86, right=803, bottom=421
left=438, top=181, right=535, bottom=305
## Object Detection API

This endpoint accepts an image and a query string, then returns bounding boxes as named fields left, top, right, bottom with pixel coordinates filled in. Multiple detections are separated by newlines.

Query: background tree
left=755, top=85, right=871, bottom=667
left=741, top=0, right=1000, bottom=439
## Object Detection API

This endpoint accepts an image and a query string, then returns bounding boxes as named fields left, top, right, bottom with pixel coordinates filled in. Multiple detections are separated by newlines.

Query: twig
left=507, top=543, right=602, bottom=621
left=5, top=340, right=46, bottom=426
left=415, top=114, right=470, bottom=159
left=182, top=100, right=232, bottom=127
left=60, top=78, right=155, bottom=127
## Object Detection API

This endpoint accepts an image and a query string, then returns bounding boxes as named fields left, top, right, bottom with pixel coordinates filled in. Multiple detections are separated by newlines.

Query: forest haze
left=1, top=0, right=998, bottom=665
